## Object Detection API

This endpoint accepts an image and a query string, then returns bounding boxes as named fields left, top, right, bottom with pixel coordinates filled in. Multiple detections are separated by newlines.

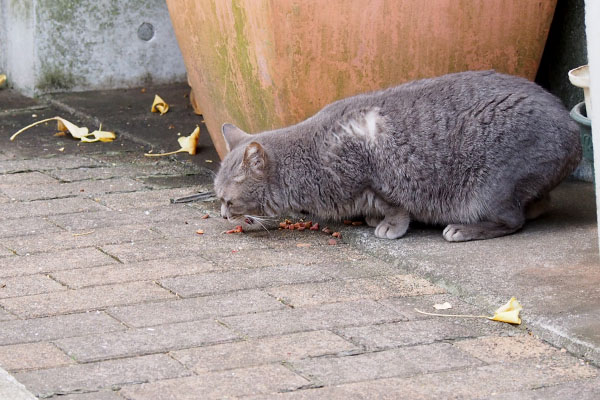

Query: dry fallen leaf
left=490, top=297, right=523, bottom=324
left=414, top=297, right=523, bottom=325
left=0, top=74, right=6, bottom=87
left=151, top=94, right=169, bottom=115
left=144, top=126, right=200, bottom=157
left=433, top=302, right=452, bottom=310
left=196, top=229, right=204, bottom=235
left=10, top=117, right=116, bottom=143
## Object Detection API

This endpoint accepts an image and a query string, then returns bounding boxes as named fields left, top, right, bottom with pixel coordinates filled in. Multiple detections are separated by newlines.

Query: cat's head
left=214, top=123, right=276, bottom=222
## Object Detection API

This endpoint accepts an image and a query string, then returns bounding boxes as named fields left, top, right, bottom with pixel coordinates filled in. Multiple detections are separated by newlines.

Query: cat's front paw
left=442, top=225, right=469, bottom=242
left=374, top=218, right=409, bottom=239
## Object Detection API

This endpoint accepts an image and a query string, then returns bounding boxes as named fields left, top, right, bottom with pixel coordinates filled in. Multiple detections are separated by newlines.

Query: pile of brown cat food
left=279, top=219, right=343, bottom=245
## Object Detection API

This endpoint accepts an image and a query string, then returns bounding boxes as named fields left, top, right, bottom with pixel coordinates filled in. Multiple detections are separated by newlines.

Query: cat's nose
left=220, top=203, right=230, bottom=219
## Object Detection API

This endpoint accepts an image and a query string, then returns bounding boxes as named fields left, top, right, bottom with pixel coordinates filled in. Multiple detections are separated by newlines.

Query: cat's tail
left=525, top=194, right=552, bottom=220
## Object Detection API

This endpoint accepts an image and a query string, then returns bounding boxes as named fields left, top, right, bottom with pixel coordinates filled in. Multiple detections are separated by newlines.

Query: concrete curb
left=0, top=367, right=37, bottom=400
left=340, top=219, right=600, bottom=367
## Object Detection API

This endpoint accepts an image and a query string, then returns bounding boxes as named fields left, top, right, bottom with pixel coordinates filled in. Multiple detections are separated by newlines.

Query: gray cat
left=214, top=71, right=581, bottom=241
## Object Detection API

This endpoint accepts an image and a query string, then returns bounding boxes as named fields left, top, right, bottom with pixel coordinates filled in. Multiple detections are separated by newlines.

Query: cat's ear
left=242, top=142, right=267, bottom=176
left=222, top=123, right=249, bottom=152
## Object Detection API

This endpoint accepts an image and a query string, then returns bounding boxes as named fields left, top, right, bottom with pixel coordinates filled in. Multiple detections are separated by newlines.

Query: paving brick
left=48, top=205, right=207, bottom=231
left=220, top=299, right=405, bottom=338
left=47, top=165, right=161, bottom=182
left=49, top=391, right=123, bottom=400
left=0, top=178, right=146, bottom=201
left=0, top=171, right=58, bottom=186
left=247, top=356, right=598, bottom=400
left=119, top=364, right=309, bottom=400
left=0, top=156, right=102, bottom=174
left=0, top=216, right=63, bottom=238
left=171, top=330, right=358, bottom=373
left=95, top=188, right=196, bottom=211
left=198, top=244, right=396, bottom=273
left=108, top=289, right=284, bottom=327
left=338, top=318, right=504, bottom=350
left=0, top=247, right=14, bottom=257
left=15, top=354, right=190, bottom=398
left=0, top=197, right=107, bottom=221
left=0, top=281, right=174, bottom=318
left=3, top=224, right=163, bottom=255
left=0, top=306, right=16, bottom=321
left=389, top=355, right=598, bottom=399
left=0, top=247, right=117, bottom=278
left=55, top=319, right=239, bottom=362
left=50, top=256, right=217, bottom=288
left=0, top=312, right=124, bottom=346
left=160, top=264, right=340, bottom=297
left=485, top=377, right=600, bottom=400
left=454, top=334, right=559, bottom=363
left=246, top=227, right=354, bottom=249
left=290, top=342, right=481, bottom=385
left=0, top=342, right=73, bottom=371
left=267, top=274, right=444, bottom=307
left=379, top=293, right=490, bottom=321
left=0, top=274, right=66, bottom=298
left=100, top=236, right=269, bottom=263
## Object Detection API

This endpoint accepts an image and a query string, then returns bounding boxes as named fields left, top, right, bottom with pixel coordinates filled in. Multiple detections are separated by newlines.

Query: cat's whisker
left=244, top=215, right=272, bottom=234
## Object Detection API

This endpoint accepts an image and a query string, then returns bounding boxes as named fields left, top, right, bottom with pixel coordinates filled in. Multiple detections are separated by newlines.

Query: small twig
left=170, top=192, right=216, bottom=204
left=414, top=308, right=489, bottom=319
left=72, top=230, right=95, bottom=237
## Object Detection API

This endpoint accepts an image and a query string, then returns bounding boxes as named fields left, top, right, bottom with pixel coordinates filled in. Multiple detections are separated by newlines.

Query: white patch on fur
left=338, top=108, right=383, bottom=143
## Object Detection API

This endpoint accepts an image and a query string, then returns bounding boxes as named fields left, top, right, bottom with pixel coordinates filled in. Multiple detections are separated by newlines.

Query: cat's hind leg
left=374, top=208, right=410, bottom=239
left=443, top=207, right=525, bottom=242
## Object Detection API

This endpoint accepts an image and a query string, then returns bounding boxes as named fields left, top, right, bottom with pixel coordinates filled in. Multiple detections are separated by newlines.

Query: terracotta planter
left=166, top=0, right=557, bottom=159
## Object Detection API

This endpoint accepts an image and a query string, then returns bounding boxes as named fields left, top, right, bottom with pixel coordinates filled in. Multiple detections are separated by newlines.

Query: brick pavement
left=0, top=108, right=599, bottom=398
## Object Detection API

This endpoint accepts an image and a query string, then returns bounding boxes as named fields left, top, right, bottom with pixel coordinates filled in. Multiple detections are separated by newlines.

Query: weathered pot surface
left=166, top=0, right=557, bottom=159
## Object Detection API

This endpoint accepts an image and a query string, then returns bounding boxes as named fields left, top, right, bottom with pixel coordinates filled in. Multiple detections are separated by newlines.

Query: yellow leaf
left=489, top=297, right=523, bottom=324
left=11, top=117, right=87, bottom=141
left=177, top=125, right=200, bottom=155
left=144, top=126, right=200, bottom=157
left=151, top=94, right=169, bottom=115
left=55, top=117, right=89, bottom=139
left=10, top=117, right=116, bottom=144
left=81, top=129, right=117, bottom=143
left=0, top=74, right=6, bottom=87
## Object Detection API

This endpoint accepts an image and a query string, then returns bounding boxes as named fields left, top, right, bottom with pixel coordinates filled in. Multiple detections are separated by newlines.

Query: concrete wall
left=0, top=0, right=187, bottom=96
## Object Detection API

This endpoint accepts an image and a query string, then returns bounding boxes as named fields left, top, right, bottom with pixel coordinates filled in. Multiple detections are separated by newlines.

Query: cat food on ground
left=279, top=220, right=313, bottom=230
left=201, top=214, right=210, bottom=219
left=196, top=229, right=204, bottom=235
left=225, top=225, right=243, bottom=234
